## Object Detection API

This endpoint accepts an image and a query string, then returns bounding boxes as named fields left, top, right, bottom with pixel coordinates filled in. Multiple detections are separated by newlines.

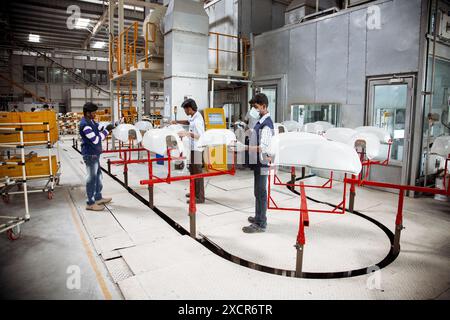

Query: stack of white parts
left=268, top=132, right=362, bottom=175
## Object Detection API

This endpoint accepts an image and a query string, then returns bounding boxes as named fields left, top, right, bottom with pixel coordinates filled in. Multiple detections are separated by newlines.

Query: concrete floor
left=0, top=138, right=122, bottom=300
left=1, top=137, right=449, bottom=299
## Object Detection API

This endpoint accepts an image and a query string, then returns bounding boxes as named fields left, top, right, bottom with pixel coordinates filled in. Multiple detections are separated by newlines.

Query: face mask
left=249, top=107, right=260, bottom=119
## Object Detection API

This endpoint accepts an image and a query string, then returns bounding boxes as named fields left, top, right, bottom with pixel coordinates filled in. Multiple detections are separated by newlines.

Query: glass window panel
left=36, top=66, right=45, bottom=82
left=372, top=84, right=408, bottom=161
left=63, top=68, right=72, bottom=84
left=86, top=69, right=97, bottom=84
left=290, top=103, right=340, bottom=127
left=259, top=87, right=277, bottom=121
left=48, top=67, right=62, bottom=83
left=23, top=65, right=35, bottom=82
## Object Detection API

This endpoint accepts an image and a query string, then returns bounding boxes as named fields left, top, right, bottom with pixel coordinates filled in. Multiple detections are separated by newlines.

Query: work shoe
left=248, top=216, right=256, bottom=224
left=96, top=197, right=112, bottom=205
left=242, top=224, right=266, bottom=233
left=86, top=203, right=105, bottom=211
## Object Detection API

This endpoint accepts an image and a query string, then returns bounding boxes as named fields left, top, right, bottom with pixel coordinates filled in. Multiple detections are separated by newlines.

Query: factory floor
left=1, top=137, right=449, bottom=300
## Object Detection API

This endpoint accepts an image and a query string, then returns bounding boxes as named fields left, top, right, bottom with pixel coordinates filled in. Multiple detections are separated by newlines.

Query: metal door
left=256, top=85, right=277, bottom=122
left=367, top=76, right=415, bottom=186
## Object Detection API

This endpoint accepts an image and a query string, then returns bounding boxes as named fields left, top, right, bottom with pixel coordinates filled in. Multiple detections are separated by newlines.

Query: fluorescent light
left=28, top=34, right=40, bottom=43
left=74, top=18, right=91, bottom=29
left=92, top=41, right=106, bottom=49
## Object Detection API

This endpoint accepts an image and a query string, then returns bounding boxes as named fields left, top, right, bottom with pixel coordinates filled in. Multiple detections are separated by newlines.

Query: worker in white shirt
left=244, top=98, right=259, bottom=167
left=171, top=98, right=206, bottom=204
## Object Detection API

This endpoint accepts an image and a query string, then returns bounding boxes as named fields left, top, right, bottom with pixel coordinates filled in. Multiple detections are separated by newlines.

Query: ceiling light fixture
left=74, top=18, right=91, bottom=29
left=92, top=41, right=106, bottom=49
left=28, top=34, right=40, bottom=43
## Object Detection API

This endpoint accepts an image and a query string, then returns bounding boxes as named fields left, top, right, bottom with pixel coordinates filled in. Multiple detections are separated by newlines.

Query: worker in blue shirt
left=79, top=102, right=116, bottom=211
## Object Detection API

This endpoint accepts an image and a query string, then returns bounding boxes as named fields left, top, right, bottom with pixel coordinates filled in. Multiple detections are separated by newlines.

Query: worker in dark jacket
left=243, top=93, right=274, bottom=233
left=79, top=102, right=115, bottom=211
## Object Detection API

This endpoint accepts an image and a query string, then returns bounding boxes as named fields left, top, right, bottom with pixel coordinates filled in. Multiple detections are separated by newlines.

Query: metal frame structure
left=139, top=148, right=237, bottom=239
left=0, top=121, right=60, bottom=240
left=280, top=155, right=449, bottom=277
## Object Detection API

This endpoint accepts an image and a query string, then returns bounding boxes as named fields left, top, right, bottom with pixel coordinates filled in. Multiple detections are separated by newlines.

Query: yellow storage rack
left=0, top=111, right=61, bottom=240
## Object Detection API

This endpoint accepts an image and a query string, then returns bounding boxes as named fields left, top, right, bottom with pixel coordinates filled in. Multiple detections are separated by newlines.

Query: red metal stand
left=139, top=148, right=236, bottom=238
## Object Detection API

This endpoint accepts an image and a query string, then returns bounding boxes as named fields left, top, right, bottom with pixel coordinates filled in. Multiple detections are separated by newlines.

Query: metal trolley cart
left=0, top=114, right=61, bottom=240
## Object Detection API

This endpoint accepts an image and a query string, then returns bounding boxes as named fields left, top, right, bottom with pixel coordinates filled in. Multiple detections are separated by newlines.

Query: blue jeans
left=83, top=155, right=103, bottom=205
left=253, top=168, right=268, bottom=229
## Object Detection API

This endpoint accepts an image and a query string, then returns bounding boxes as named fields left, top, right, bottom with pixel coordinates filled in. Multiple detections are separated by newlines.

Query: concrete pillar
left=163, top=0, right=209, bottom=121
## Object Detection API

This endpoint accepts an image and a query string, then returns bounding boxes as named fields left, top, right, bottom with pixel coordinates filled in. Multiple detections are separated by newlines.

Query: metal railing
left=109, top=21, right=157, bottom=77
left=209, top=32, right=250, bottom=76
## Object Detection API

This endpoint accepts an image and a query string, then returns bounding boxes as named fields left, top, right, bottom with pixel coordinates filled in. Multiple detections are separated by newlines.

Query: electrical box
left=439, top=11, right=450, bottom=40
left=203, top=108, right=227, bottom=171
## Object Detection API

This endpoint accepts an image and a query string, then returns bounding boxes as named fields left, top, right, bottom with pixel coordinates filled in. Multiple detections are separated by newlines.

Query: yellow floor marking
left=66, top=190, right=112, bottom=300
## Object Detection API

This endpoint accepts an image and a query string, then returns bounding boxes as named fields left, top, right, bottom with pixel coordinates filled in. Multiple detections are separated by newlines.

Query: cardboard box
left=0, top=112, right=21, bottom=144
left=0, top=163, right=24, bottom=179
left=25, top=155, right=57, bottom=177
left=20, top=111, right=58, bottom=144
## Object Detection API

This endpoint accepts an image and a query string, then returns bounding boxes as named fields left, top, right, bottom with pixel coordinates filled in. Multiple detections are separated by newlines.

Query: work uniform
left=79, top=117, right=109, bottom=206
left=188, top=111, right=206, bottom=202
left=249, top=113, right=274, bottom=229
left=244, top=109, right=259, bottom=166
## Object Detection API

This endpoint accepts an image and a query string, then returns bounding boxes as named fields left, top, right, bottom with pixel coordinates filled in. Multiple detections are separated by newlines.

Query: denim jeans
left=83, top=155, right=103, bottom=205
left=253, top=167, right=268, bottom=229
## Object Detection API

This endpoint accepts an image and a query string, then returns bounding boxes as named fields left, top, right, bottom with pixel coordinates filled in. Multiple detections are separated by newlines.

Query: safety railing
left=109, top=21, right=157, bottom=77
left=209, top=32, right=250, bottom=76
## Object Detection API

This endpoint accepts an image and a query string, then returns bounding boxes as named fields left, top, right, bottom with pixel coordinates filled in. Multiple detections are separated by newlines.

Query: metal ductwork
left=285, top=0, right=340, bottom=25
left=163, top=0, right=209, bottom=120
left=143, top=5, right=167, bottom=57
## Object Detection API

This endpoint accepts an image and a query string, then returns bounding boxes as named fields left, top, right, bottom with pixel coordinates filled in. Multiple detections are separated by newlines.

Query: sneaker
left=96, top=197, right=112, bottom=205
left=86, top=203, right=105, bottom=211
left=242, top=224, right=266, bottom=233
left=248, top=216, right=255, bottom=224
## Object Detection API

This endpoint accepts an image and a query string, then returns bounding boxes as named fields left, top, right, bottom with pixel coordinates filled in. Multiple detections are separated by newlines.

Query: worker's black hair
left=181, top=98, right=197, bottom=111
left=31, top=107, right=36, bottom=112
left=253, top=93, right=268, bottom=108
left=43, top=104, right=49, bottom=109
left=249, top=98, right=255, bottom=105
left=83, top=102, right=98, bottom=115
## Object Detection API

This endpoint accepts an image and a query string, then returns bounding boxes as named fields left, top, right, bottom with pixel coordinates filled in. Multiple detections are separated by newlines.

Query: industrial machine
left=203, top=108, right=227, bottom=171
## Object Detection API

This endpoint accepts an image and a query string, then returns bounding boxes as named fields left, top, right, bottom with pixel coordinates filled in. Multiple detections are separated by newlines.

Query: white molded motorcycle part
left=351, top=132, right=381, bottom=160
left=274, top=123, right=287, bottom=135
left=268, top=132, right=362, bottom=175
left=314, top=121, right=335, bottom=131
left=135, top=120, right=153, bottom=132
left=301, top=122, right=328, bottom=134
left=112, top=124, right=143, bottom=143
left=282, top=120, right=302, bottom=132
left=142, top=128, right=185, bottom=156
left=430, top=136, right=450, bottom=157
left=355, top=126, right=391, bottom=144
left=197, top=129, right=237, bottom=147
left=324, top=128, right=357, bottom=144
